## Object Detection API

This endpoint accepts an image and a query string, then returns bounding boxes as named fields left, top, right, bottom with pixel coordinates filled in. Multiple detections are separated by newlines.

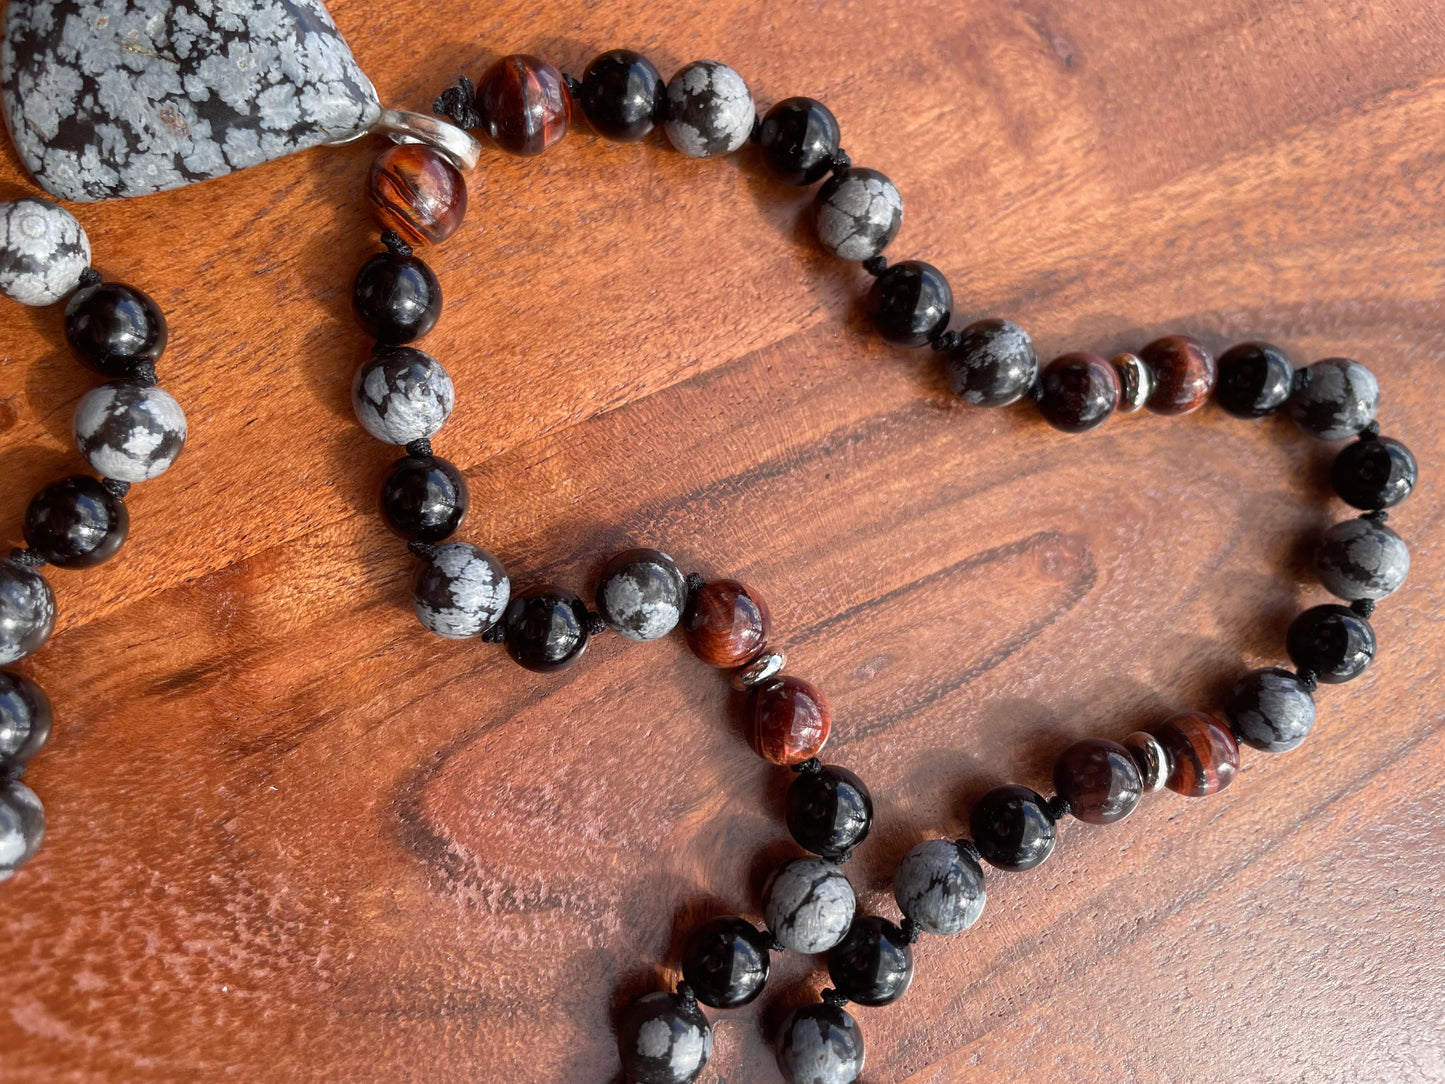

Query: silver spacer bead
left=1111, top=353, right=1153, bottom=414
left=328, top=108, right=482, bottom=172
left=1123, top=730, right=1171, bottom=792
left=731, top=651, right=786, bottom=691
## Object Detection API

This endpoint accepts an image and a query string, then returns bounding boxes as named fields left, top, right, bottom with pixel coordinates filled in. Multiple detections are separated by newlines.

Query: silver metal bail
left=331, top=109, right=482, bottom=173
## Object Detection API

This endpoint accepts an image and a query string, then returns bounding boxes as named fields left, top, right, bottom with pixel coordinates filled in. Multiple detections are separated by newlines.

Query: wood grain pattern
left=1, top=1, right=1443, bottom=1081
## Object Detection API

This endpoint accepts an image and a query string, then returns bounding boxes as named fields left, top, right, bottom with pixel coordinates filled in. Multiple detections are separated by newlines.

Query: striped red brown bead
left=750, top=676, right=831, bottom=765
left=1140, top=334, right=1217, bottom=415
left=682, top=579, right=770, bottom=667
left=476, top=54, right=572, bottom=157
left=1152, top=711, right=1239, bottom=797
left=366, top=144, right=467, bottom=246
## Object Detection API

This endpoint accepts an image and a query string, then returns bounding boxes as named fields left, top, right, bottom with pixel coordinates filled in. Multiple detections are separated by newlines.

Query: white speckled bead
left=663, top=60, right=754, bottom=158
left=814, top=167, right=904, bottom=261
left=72, top=381, right=187, bottom=482
left=763, top=856, right=856, bottom=953
left=411, top=543, right=510, bottom=639
left=594, top=548, right=687, bottom=641
left=893, top=838, right=987, bottom=935
left=0, top=779, right=44, bottom=881
left=0, top=560, right=55, bottom=665
left=0, top=198, right=90, bottom=306
left=352, top=345, right=455, bottom=445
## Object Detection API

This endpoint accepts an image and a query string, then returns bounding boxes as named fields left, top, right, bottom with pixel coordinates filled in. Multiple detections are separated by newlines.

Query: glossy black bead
left=944, top=318, right=1039, bottom=407
left=1224, top=667, right=1315, bottom=753
left=578, top=50, right=664, bottom=142
left=1331, top=437, right=1418, bottom=510
left=867, top=260, right=952, bottom=347
left=0, top=671, right=52, bottom=768
left=969, top=784, right=1056, bottom=871
left=378, top=454, right=468, bottom=542
left=22, top=475, right=128, bottom=569
left=757, top=97, right=841, bottom=186
left=785, top=763, right=873, bottom=859
left=1214, top=341, right=1294, bottom=418
left=502, top=585, right=590, bottom=672
left=680, top=916, right=770, bottom=1009
left=617, top=990, right=712, bottom=1084
left=352, top=252, right=442, bottom=344
left=1286, top=604, right=1376, bottom=684
left=63, top=282, right=167, bottom=378
left=826, top=915, right=913, bottom=1006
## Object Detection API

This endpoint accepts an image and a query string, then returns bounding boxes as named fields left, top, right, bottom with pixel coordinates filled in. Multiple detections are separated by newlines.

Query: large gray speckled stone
left=1, top=0, right=382, bottom=202
left=814, top=167, right=903, bottom=261
left=663, top=60, right=753, bottom=159
left=1314, top=516, right=1410, bottom=601
left=763, top=856, right=855, bottom=954
left=0, top=779, right=45, bottom=881
left=352, top=345, right=454, bottom=446
left=73, top=380, right=187, bottom=482
left=411, top=542, right=509, bottom=640
left=0, top=198, right=91, bottom=305
left=0, top=561, right=55, bottom=666
left=893, top=838, right=986, bottom=936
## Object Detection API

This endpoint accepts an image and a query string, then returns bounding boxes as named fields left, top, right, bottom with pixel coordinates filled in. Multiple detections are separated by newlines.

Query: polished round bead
left=378, top=454, right=468, bottom=542
left=23, top=475, right=129, bottom=569
left=1215, top=341, right=1294, bottom=418
left=970, top=785, right=1057, bottom=871
left=680, top=916, right=771, bottom=1009
left=1224, top=667, right=1316, bottom=753
left=502, top=585, right=590, bottom=672
left=731, top=651, right=786, bottom=691
left=814, top=167, right=903, bottom=261
left=0, top=779, right=45, bottom=881
left=0, top=562, right=55, bottom=666
left=1331, top=437, right=1418, bottom=510
left=1286, top=604, right=1376, bottom=684
left=785, top=764, right=873, bottom=859
left=1110, top=352, right=1153, bottom=414
left=751, top=676, right=832, bottom=766
left=577, top=50, right=664, bottom=142
left=893, top=838, right=986, bottom=935
left=868, top=260, right=952, bottom=347
left=0, top=197, right=90, bottom=306
left=757, top=97, right=841, bottom=185
left=476, top=54, right=571, bottom=156
left=366, top=144, right=467, bottom=246
left=776, top=1002, right=865, bottom=1084
left=1289, top=358, right=1379, bottom=440
left=1052, top=738, right=1143, bottom=825
left=1140, top=334, right=1216, bottom=415
left=763, top=856, right=856, bottom=954
left=352, top=251, right=442, bottom=345
left=1314, top=517, right=1409, bottom=601
left=662, top=60, right=754, bottom=158
left=0, top=671, right=52, bottom=768
left=594, top=548, right=687, bottom=641
left=827, top=916, right=913, bottom=1006
left=944, top=318, right=1038, bottom=407
left=1035, top=352, right=1119, bottom=433
left=682, top=579, right=770, bottom=667
left=1122, top=730, right=1170, bottom=793
left=1152, top=712, right=1239, bottom=797
left=411, top=542, right=510, bottom=639
left=352, top=345, right=455, bottom=445
left=72, top=381, right=186, bottom=482
left=616, top=990, right=712, bottom=1084
left=64, top=282, right=167, bottom=377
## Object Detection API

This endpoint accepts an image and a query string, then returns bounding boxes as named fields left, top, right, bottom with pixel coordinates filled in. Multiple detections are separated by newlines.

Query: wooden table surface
left=2, top=1, right=1443, bottom=1081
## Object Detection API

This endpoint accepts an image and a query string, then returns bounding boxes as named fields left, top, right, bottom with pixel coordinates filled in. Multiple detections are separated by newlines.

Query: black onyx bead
left=22, top=475, right=128, bottom=569
left=352, top=252, right=442, bottom=344
left=1224, top=667, right=1315, bottom=753
left=617, top=990, right=712, bottom=1084
left=1215, top=341, right=1294, bottom=418
left=63, top=282, right=167, bottom=378
left=867, top=260, right=952, bottom=347
left=826, top=915, right=914, bottom=1007
left=944, top=318, right=1038, bottom=407
left=969, top=784, right=1056, bottom=871
left=578, top=50, right=664, bottom=142
left=680, top=916, right=771, bottom=1009
left=0, top=671, right=52, bottom=768
left=1286, top=604, right=1376, bottom=684
left=378, top=455, right=468, bottom=542
left=757, top=97, right=841, bottom=186
left=785, top=763, right=873, bottom=859
left=1331, top=437, right=1418, bottom=510
left=502, top=585, right=590, bottom=672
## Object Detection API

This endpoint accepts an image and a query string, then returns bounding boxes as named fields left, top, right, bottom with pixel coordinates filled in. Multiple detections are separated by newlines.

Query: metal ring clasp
left=327, top=109, right=482, bottom=173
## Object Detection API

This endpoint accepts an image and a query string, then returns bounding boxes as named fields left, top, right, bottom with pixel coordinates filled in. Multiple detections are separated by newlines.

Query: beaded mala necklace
left=0, top=15, right=1423, bottom=1084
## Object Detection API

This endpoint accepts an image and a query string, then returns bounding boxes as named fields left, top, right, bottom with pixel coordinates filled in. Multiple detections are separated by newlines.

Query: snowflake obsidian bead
left=411, top=542, right=509, bottom=639
left=814, top=167, right=903, bottom=261
left=662, top=60, right=754, bottom=158
left=352, top=345, right=455, bottom=445
left=72, top=382, right=187, bottom=482
left=0, top=198, right=90, bottom=306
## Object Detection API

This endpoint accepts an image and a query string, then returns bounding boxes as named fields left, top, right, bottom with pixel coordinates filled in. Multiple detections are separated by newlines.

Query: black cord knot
left=821, top=988, right=849, bottom=1008
left=900, top=917, right=922, bottom=944
left=861, top=255, right=888, bottom=277
left=561, top=73, right=583, bottom=98
left=685, top=572, right=707, bottom=599
left=1351, top=598, right=1377, bottom=619
left=100, top=478, right=131, bottom=500
left=768, top=933, right=787, bottom=953
left=1045, top=795, right=1072, bottom=822
left=1295, top=669, right=1320, bottom=693
left=674, top=981, right=698, bottom=1010
left=930, top=329, right=961, bottom=353
left=1358, top=421, right=1381, bottom=441
left=405, top=438, right=433, bottom=459
left=77, top=267, right=102, bottom=289
left=481, top=622, right=507, bottom=643
left=829, top=148, right=852, bottom=176
left=131, top=361, right=159, bottom=388
left=408, top=540, right=438, bottom=562
left=1363, top=509, right=1390, bottom=526
left=6, top=547, right=45, bottom=568
left=955, top=838, right=983, bottom=866
left=0, top=762, right=25, bottom=783
left=585, top=611, right=609, bottom=637
left=792, top=757, right=823, bottom=775
left=381, top=230, right=413, bottom=259
left=433, top=74, right=480, bottom=130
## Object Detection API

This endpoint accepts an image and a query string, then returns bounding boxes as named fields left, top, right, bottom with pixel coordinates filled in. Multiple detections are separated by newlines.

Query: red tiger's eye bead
left=682, top=579, right=770, bottom=667
left=1152, top=712, right=1239, bottom=797
left=1140, top=334, right=1217, bottom=415
left=751, top=677, right=832, bottom=765
left=366, top=144, right=467, bottom=246
left=475, top=54, right=571, bottom=156
left=1053, top=737, right=1143, bottom=824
